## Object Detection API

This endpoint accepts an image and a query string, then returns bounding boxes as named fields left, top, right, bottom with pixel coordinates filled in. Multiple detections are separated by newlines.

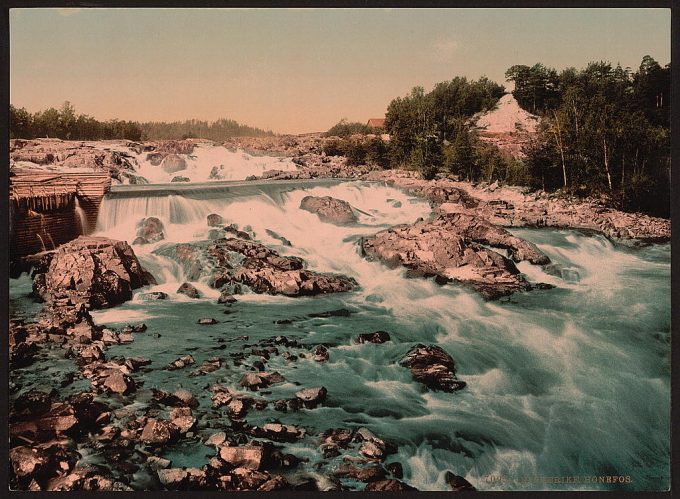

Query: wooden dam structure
left=10, top=169, right=112, bottom=259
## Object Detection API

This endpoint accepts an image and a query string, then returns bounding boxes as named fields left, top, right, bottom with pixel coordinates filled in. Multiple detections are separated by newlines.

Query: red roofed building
left=366, top=118, right=386, bottom=129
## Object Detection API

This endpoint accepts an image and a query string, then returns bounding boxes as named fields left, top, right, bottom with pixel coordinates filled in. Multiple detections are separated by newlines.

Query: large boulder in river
left=159, top=238, right=357, bottom=297
left=399, top=344, right=466, bottom=392
left=207, top=214, right=224, bottom=227
left=215, top=238, right=357, bottom=296
left=32, top=237, right=156, bottom=308
left=160, top=154, right=187, bottom=174
left=361, top=213, right=550, bottom=299
left=300, top=196, right=358, bottom=225
left=134, top=217, right=165, bottom=244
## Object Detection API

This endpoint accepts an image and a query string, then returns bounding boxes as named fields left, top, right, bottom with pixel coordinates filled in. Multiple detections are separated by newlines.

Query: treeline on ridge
left=323, top=56, right=670, bottom=217
left=9, top=102, right=273, bottom=142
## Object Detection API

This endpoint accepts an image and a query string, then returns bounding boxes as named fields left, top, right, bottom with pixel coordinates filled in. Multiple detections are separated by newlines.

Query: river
left=9, top=147, right=670, bottom=491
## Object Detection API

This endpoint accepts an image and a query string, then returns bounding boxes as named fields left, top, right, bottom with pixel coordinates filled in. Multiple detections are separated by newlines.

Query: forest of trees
left=139, top=119, right=273, bottom=140
left=511, top=56, right=670, bottom=216
left=324, top=57, right=670, bottom=217
left=9, top=103, right=273, bottom=142
left=10, top=102, right=144, bottom=141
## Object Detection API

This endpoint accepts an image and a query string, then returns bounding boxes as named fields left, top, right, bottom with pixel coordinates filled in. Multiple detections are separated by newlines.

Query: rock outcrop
left=32, top=237, right=156, bottom=308
left=160, top=154, right=187, bottom=174
left=400, top=344, right=466, bottom=392
left=299, top=196, right=358, bottom=225
left=361, top=213, right=551, bottom=299
left=159, top=237, right=357, bottom=297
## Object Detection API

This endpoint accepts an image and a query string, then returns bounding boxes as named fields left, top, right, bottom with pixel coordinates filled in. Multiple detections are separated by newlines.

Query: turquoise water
left=9, top=182, right=671, bottom=491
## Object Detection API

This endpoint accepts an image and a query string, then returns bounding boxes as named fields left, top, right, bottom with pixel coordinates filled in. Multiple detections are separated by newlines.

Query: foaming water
left=12, top=181, right=670, bottom=491
left=132, top=143, right=297, bottom=183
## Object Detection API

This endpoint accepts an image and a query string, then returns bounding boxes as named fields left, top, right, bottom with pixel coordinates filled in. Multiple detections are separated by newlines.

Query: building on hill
left=366, top=118, right=386, bottom=129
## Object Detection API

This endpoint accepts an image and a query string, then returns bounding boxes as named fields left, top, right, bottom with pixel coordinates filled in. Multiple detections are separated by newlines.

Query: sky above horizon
left=10, top=8, right=671, bottom=134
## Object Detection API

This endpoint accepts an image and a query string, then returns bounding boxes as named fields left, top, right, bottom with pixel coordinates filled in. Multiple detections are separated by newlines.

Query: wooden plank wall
left=9, top=172, right=112, bottom=259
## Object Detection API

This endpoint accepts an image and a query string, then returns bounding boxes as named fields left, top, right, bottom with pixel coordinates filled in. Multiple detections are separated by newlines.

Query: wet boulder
left=217, top=290, right=237, bottom=304
left=146, top=152, right=165, bottom=165
left=219, top=446, right=267, bottom=471
left=295, top=386, right=327, bottom=408
left=299, top=195, right=358, bottom=225
left=399, top=344, right=466, bottom=393
left=311, top=345, right=329, bottom=362
left=207, top=213, right=225, bottom=226
left=197, top=317, right=219, bottom=325
left=252, top=423, right=305, bottom=442
left=240, top=372, right=285, bottom=391
left=140, top=419, right=181, bottom=445
left=101, top=369, right=136, bottom=395
left=165, top=355, right=195, bottom=371
left=445, top=471, right=476, bottom=491
left=9, top=445, right=50, bottom=479
left=160, top=154, right=187, bottom=174
left=135, top=217, right=165, bottom=244
left=139, top=291, right=168, bottom=301
left=258, top=475, right=290, bottom=491
left=334, top=464, right=387, bottom=482
left=170, top=407, right=196, bottom=434
left=157, top=468, right=208, bottom=490
left=32, top=237, right=156, bottom=309
left=177, top=282, right=201, bottom=299
left=361, top=214, right=550, bottom=300
left=355, top=331, right=391, bottom=344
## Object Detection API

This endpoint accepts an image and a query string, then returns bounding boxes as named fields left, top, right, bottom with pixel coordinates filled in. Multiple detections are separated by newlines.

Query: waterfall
left=74, top=197, right=89, bottom=235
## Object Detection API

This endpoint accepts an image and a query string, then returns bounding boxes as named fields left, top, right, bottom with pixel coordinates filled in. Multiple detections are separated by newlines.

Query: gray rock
left=300, top=195, right=358, bottom=225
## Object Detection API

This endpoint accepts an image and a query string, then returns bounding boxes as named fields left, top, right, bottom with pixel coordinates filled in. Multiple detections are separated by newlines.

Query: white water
left=131, top=143, right=298, bottom=183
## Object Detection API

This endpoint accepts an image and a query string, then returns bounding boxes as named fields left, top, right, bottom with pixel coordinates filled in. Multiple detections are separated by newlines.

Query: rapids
left=131, top=143, right=298, bottom=183
left=9, top=149, right=670, bottom=491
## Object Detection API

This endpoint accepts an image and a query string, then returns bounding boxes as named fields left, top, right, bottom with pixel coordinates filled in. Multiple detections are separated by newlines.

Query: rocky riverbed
left=9, top=137, right=671, bottom=491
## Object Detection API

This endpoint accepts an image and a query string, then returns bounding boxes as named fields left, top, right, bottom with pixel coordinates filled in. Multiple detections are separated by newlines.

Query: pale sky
left=10, top=8, right=671, bottom=134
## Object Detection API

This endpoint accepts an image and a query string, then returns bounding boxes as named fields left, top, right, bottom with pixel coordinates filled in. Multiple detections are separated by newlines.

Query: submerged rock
left=135, top=217, right=165, bottom=244
left=32, top=237, right=155, bottom=309
left=138, top=291, right=168, bottom=300
left=399, top=344, right=466, bottom=393
left=355, top=331, right=391, bottom=344
left=299, top=195, right=358, bottom=225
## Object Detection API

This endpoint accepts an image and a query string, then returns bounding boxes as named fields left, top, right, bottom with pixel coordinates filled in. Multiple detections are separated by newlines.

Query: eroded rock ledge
left=157, top=236, right=357, bottom=297
left=361, top=213, right=552, bottom=300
